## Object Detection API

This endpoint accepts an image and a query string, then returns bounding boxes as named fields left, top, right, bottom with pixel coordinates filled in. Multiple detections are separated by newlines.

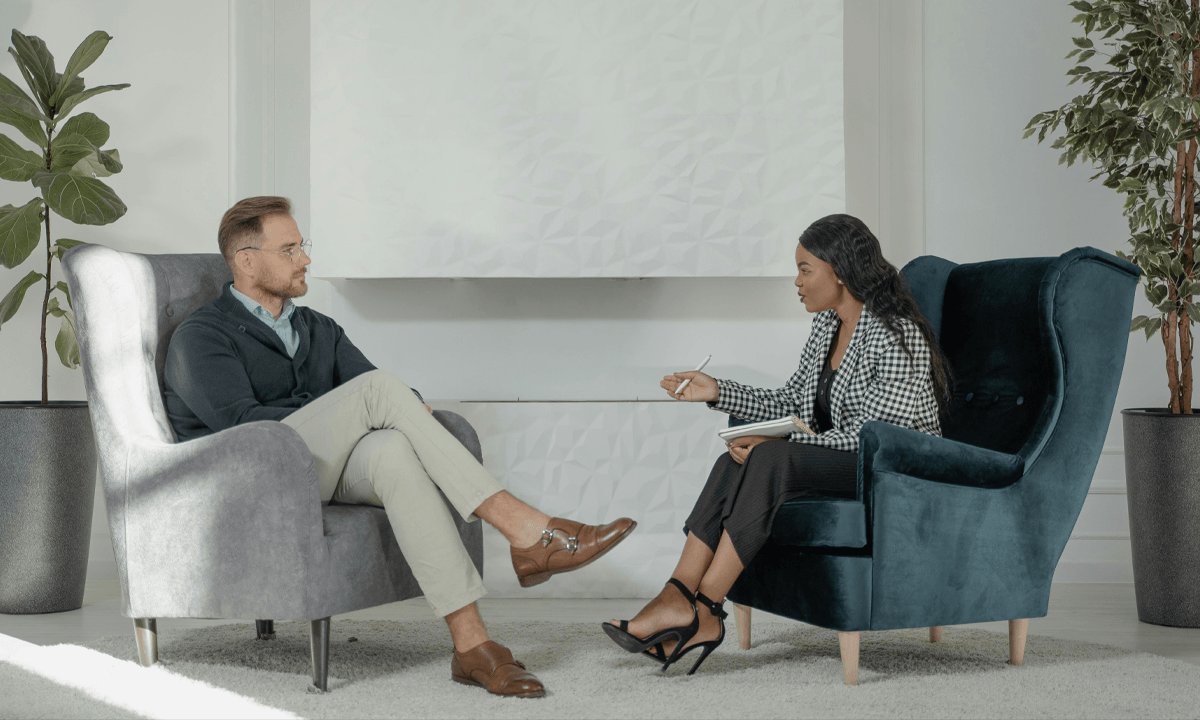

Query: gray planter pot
left=1122, top=408, right=1200, bottom=628
left=0, top=402, right=97, bottom=614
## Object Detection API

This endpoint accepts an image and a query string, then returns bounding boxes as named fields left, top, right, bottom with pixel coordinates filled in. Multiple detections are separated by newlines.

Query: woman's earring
left=838, top=279, right=843, bottom=285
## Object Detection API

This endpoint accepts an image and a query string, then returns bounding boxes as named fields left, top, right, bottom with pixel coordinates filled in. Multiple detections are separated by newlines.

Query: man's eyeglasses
left=237, top=239, right=312, bottom=263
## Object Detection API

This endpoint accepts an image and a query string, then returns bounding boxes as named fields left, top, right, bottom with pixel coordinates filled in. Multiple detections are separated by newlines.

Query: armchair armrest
left=117, top=421, right=326, bottom=618
left=857, top=422, right=1042, bottom=629
left=858, top=421, right=1024, bottom=492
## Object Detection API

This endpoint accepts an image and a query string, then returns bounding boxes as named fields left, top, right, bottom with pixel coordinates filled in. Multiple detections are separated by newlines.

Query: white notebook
left=717, top=415, right=816, bottom=441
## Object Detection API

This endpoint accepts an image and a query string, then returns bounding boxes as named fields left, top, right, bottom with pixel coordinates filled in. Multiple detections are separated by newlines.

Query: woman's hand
left=726, top=435, right=784, bottom=465
left=661, top=371, right=719, bottom=402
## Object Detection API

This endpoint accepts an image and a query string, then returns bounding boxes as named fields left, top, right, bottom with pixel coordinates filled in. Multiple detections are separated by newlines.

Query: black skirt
left=683, top=440, right=858, bottom=566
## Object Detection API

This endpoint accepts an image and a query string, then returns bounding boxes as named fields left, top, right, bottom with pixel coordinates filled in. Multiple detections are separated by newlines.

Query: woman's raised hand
left=661, top=371, right=718, bottom=402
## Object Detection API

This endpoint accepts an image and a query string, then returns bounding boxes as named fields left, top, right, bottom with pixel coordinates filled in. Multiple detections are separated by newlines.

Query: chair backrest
left=61, top=245, right=231, bottom=455
left=902, top=248, right=1139, bottom=467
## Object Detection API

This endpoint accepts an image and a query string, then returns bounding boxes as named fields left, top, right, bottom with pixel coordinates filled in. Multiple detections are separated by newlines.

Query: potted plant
left=1026, top=0, right=1199, bottom=627
left=0, top=29, right=127, bottom=613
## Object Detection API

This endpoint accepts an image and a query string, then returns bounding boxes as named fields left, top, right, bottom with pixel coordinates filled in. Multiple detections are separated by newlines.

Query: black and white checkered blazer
left=710, top=308, right=941, bottom=452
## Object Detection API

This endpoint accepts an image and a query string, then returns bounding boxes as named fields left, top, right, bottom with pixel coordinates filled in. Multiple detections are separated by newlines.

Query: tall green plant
left=0, top=29, right=128, bottom=404
left=1027, top=0, right=1200, bottom=413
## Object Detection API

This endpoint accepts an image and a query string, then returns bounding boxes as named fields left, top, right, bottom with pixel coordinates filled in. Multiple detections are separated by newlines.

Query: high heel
left=602, top=578, right=698, bottom=664
left=662, top=591, right=727, bottom=676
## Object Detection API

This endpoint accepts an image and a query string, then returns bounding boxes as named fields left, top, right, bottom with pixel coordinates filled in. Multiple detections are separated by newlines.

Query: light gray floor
left=2, top=582, right=1198, bottom=667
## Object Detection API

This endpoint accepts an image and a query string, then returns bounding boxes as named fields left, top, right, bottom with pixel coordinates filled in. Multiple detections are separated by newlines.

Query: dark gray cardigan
left=164, top=282, right=418, bottom=441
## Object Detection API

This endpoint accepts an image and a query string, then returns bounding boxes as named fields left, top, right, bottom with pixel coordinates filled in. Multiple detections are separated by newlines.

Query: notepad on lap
left=718, top=415, right=816, bottom=441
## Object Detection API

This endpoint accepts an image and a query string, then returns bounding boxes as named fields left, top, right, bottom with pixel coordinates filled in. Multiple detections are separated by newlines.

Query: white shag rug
left=4, top=619, right=1200, bottom=719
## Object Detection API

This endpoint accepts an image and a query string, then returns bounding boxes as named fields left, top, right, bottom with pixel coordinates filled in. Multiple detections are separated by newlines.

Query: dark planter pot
left=1122, top=408, right=1200, bottom=628
left=0, top=402, right=97, bottom=614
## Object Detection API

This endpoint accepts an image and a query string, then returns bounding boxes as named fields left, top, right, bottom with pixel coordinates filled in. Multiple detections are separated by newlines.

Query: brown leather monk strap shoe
left=511, top=517, right=636, bottom=588
left=451, top=640, right=545, bottom=698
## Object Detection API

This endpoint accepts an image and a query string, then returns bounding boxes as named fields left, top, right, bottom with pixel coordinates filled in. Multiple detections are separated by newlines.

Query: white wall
left=923, top=0, right=1158, bottom=581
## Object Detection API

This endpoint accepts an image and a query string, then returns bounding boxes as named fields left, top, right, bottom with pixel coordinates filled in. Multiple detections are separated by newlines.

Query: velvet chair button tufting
left=994, top=394, right=1001, bottom=403
left=965, top=393, right=974, bottom=402
left=1016, top=396, right=1024, bottom=405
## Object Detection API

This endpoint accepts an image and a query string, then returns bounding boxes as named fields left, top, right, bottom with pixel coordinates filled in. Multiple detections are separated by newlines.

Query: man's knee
left=360, top=368, right=410, bottom=392
left=361, top=430, right=422, bottom=486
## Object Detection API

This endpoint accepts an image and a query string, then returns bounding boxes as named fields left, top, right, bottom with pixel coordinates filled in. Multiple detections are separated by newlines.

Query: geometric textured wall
left=311, top=0, right=844, bottom=277
left=443, top=401, right=734, bottom=597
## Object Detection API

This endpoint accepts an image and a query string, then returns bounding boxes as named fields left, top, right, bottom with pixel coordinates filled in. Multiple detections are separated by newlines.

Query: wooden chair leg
left=838, top=631, right=860, bottom=686
left=310, top=617, right=331, bottom=693
left=929, top=625, right=943, bottom=643
left=133, top=618, right=158, bottom=667
left=733, top=603, right=752, bottom=649
left=1008, top=619, right=1028, bottom=666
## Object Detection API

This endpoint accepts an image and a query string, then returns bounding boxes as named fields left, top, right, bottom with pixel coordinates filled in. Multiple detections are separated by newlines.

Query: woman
left=602, top=214, right=951, bottom=675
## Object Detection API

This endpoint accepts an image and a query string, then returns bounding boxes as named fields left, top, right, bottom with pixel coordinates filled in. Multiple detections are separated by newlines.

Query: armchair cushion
left=771, top=499, right=867, bottom=549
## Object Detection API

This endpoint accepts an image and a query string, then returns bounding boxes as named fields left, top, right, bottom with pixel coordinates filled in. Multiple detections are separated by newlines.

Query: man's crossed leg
left=282, top=368, right=636, bottom=698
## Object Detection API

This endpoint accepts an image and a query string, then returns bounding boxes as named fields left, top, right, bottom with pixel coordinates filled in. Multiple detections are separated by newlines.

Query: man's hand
left=661, top=371, right=719, bottom=402
left=727, top=434, right=784, bottom=465
left=424, top=404, right=433, bottom=414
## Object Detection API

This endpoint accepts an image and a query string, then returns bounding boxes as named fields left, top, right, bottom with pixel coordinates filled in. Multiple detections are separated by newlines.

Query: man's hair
left=217, top=196, right=292, bottom=267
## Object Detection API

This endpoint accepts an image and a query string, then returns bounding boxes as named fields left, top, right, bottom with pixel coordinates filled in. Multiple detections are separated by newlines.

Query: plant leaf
left=47, top=132, right=96, bottom=173
left=51, top=31, right=111, bottom=109
left=32, top=171, right=126, bottom=226
left=53, top=72, right=84, bottom=105
left=0, top=132, right=44, bottom=181
left=9, top=31, right=57, bottom=111
left=51, top=238, right=83, bottom=260
left=1131, top=315, right=1149, bottom=332
left=54, top=312, right=79, bottom=369
left=0, top=93, right=49, bottom=147
left=68, top=148, right=120, bottom=178
left=58, top=112, right=109, bottom=147
left=46, top=295, right=64, bottom=318
left=0, top=269, right=43, bottom=329
left=53, top=83, right=130, bottom=123
left=0, top=70, right=36, bottom=108
left=0, top=197, right=44, bottom=268
left=1145, top=317, right=1162, bottom=341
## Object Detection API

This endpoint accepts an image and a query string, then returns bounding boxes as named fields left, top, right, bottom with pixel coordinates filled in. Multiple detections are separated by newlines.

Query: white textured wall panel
left=311, top=0, right=844, bottom=277
left=441, top=401, right=732, bottom=597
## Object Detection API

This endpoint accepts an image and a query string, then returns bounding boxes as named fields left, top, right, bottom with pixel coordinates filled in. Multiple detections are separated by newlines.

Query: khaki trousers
left=282, top=369, right=504, bottom=616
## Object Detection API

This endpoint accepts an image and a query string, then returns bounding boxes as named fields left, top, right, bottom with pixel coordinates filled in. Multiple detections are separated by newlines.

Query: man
left=163, top=196, right=636, bottom=698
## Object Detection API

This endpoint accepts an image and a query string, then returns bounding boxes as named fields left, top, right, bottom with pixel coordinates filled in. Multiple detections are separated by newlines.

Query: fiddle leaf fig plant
left=0, top=29, right=128, bottom=403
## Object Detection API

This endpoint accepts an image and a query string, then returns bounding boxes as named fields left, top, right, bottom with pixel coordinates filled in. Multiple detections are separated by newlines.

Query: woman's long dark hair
left=799, top=214, right=952, bottom=416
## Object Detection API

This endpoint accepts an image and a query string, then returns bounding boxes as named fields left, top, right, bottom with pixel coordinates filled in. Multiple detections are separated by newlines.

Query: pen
left=675, top=354, right=712, bottom=396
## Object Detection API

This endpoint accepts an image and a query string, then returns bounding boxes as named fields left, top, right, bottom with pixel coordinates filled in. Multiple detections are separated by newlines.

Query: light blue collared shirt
left=230, top=285, right=300, bottom=359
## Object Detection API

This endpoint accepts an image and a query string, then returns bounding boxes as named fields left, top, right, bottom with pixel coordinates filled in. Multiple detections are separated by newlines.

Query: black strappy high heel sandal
left=661, top=591, right=727, bottom=676
left=602, top=578, right=699, bottom=665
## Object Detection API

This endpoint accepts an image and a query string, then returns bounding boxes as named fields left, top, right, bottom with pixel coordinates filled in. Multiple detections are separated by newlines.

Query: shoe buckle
left=566, top=536, right=579, bottom=553
left=541, top=529, right=554, bottom=546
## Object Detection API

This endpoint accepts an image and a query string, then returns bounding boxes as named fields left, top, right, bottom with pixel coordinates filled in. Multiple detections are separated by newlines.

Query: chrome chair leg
left=309, top=617, right=330, bottom=693
left=255, top=619, right=275, bottom=640
left=133, top=618, right=158, bottom=667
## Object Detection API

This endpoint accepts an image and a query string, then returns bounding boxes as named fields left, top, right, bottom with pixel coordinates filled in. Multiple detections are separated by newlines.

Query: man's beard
left=261, top=270, right=307, bottom=300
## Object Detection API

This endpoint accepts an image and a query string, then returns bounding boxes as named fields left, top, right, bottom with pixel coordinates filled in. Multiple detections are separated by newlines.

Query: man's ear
left=232, top=248, right=254, bottom=277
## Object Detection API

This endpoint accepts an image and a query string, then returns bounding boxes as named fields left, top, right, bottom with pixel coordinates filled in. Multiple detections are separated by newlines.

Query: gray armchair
left=61, top=245, right=483, bottom=691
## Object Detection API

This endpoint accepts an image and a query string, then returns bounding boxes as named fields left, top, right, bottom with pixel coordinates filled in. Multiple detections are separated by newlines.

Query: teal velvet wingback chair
left=726, top=247, right=1139, bottom=685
